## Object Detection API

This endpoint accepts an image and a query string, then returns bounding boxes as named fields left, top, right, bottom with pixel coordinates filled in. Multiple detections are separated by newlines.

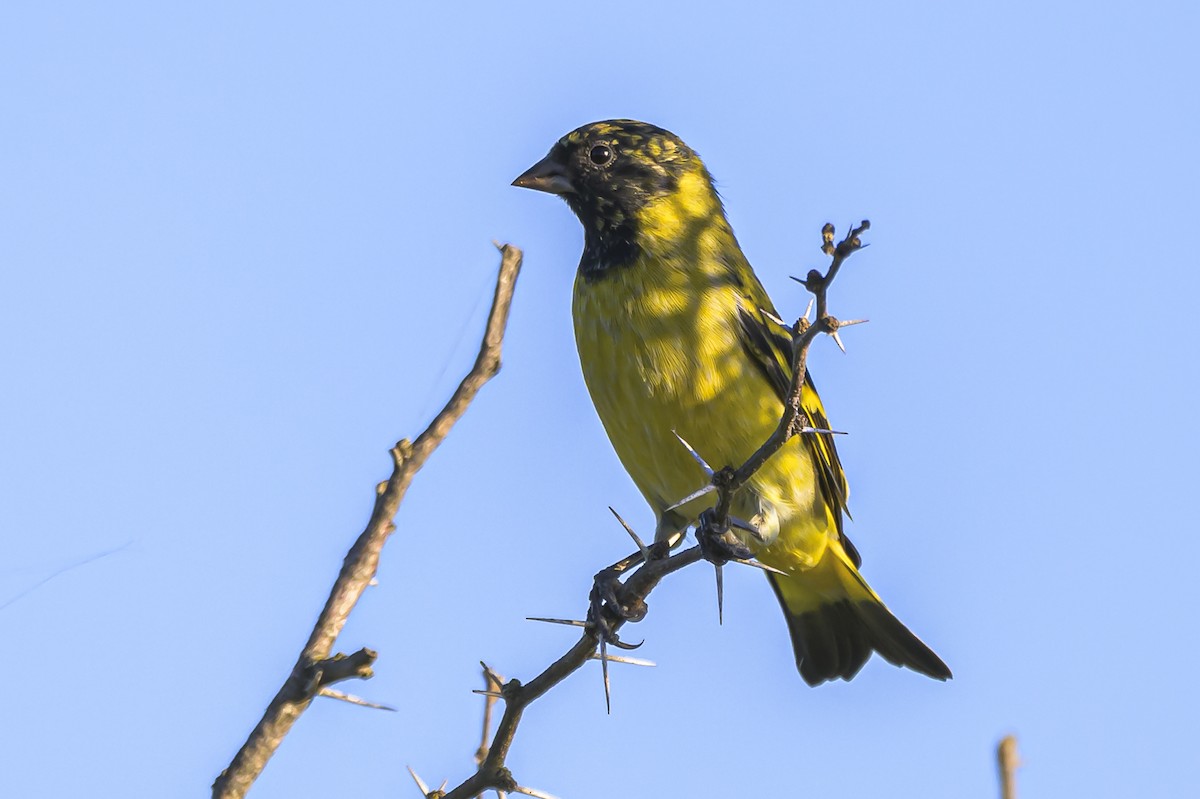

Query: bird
left=513, top=120, right=950, bottom=686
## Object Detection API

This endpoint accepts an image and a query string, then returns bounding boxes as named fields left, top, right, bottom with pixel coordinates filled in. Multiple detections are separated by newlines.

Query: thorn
left=493, top=239, right=504, bottom=251
left=729, top=557, right=788, bottom=576
left=407, top=766, right=430, bottom=796
left=368, top=578, right=379, bottom=587
left=803, top=298, right=814, bottom=321
left=317, top=687, right=396, bottom=711
left=600, top=635, right=611, bottom=714
left=838, top=318, right=869, bottom=328
left=438, top=780, right=448, bottom=793
left=608, top=507, right=649, bottom=559
left=715, top=564, right=724, bottom=625
left=664, top=483, right=717, bottom=512
left=671, top=429, right=714, bottom=476
left=472, top=690, right=506, bottom=699
left=480, top=661, right=504, bottom=688
left=498, top=792, right=508, bottom=799
left=514, top=787, right=562, bottom=799
left=526, top=617, right=588, bottom=627
left=830, top=330, right=847, bottom=353
left=759, top=307, right=787, bottom=327
left=798, top=426, right=848, bottom=436
left=589, top=652, right=657, bottom=667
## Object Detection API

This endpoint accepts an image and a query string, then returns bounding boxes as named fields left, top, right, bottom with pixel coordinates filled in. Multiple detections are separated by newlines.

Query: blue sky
left=2, top=2, right=1197, bottom=796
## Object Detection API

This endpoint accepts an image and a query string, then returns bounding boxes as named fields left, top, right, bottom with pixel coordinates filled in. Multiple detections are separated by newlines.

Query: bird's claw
left=694, top=508, right=757, bottom=625
left=587, top=558, right=653, bottom=713
left=695, top=508, right=754, bottom=565
left=587, top=566, right=646, bottom=651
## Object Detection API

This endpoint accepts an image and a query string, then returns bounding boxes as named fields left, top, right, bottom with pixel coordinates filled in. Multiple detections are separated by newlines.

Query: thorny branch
left=418, top=222, right=870, bottom=799
left=474, top=665, right=505, bottom=773
left=212, top=244, right=524, bottom=799
left=713, top=220, right=869, bottom=521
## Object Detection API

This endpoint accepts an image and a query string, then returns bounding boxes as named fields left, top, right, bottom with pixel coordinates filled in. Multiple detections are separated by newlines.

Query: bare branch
left=212, top=245, right=524, bottom=799
left=475, top=665, right=505, bottom=768
left=997, top=735, right=1020, bottom=799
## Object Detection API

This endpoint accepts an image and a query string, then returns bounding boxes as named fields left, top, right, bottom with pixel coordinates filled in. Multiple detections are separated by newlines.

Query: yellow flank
left=771, top=537, right=881, bottom=612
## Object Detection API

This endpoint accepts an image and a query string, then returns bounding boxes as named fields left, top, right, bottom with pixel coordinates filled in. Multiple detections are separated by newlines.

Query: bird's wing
left=736, top=298, right=860, bottom=567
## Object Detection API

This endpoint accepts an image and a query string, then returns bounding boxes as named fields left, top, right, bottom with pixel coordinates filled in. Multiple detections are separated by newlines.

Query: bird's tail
left=766, top=540, right=952, bottom=686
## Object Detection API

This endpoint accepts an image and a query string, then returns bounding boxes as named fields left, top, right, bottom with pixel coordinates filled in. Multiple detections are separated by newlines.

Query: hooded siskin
left=514, top=119, right=950, bottom=686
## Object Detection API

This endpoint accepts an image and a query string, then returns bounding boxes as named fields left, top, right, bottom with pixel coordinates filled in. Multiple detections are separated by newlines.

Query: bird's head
left=514, top=120, right=726, bottom=274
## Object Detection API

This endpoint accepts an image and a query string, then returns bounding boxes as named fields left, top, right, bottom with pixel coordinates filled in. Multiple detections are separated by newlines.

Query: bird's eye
left=589, top=143, right=615, bottom=166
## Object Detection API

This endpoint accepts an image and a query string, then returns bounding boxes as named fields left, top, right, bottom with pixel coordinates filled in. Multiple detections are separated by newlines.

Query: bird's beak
left=512, top=153, right=575, bottom=195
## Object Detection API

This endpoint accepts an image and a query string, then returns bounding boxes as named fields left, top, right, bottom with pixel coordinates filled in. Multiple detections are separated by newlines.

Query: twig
left=997, top=735, right=1020, bottom=799
left=475, top=666, right=504, bottom=764
left=442, top=544, right=705, bottom=799
left=715, top=220, right=869, bottom=521
left=438, top=222, right=868, bottom=799
left=212, top=244, right=524, bottom=799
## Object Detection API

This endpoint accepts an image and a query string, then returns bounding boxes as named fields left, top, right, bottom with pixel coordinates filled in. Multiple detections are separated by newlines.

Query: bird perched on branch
left=513, top=120, right=950, bottom=686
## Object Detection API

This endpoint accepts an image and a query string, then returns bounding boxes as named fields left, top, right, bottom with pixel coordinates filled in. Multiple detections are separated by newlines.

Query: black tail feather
left=853, top=601, right=953, bottom=681
left=769, top=576, right=952, bottom=686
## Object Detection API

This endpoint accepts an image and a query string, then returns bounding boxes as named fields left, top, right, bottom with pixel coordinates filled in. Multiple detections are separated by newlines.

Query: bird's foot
left=694, top=508, right=759, bottom=626
left=587, top=554, right=649, bottom=651
left=695, top=508, right=754, bottom=565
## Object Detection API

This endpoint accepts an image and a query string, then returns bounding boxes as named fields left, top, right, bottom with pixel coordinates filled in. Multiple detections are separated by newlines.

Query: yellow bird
left=514, top=120, right=950, bottom=685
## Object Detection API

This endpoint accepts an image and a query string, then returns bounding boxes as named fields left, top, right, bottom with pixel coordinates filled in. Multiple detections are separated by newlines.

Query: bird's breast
left=571, top=258, right=785, bottom=514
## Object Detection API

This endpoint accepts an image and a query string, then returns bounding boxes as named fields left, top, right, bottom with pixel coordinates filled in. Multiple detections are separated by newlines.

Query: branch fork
left=299, top=648, right=378, bottom=697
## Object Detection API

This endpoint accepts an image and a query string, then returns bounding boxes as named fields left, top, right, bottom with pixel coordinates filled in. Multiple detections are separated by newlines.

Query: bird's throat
left=577, top=213, right=641, bottom=279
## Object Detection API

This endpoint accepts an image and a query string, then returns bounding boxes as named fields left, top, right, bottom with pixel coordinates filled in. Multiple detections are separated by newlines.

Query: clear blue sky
left=2, top=2, right=1197, bottom=796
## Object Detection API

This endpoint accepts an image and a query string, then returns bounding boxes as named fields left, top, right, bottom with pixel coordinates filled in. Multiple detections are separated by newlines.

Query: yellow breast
left=572, top=250, right=827, bottom=564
